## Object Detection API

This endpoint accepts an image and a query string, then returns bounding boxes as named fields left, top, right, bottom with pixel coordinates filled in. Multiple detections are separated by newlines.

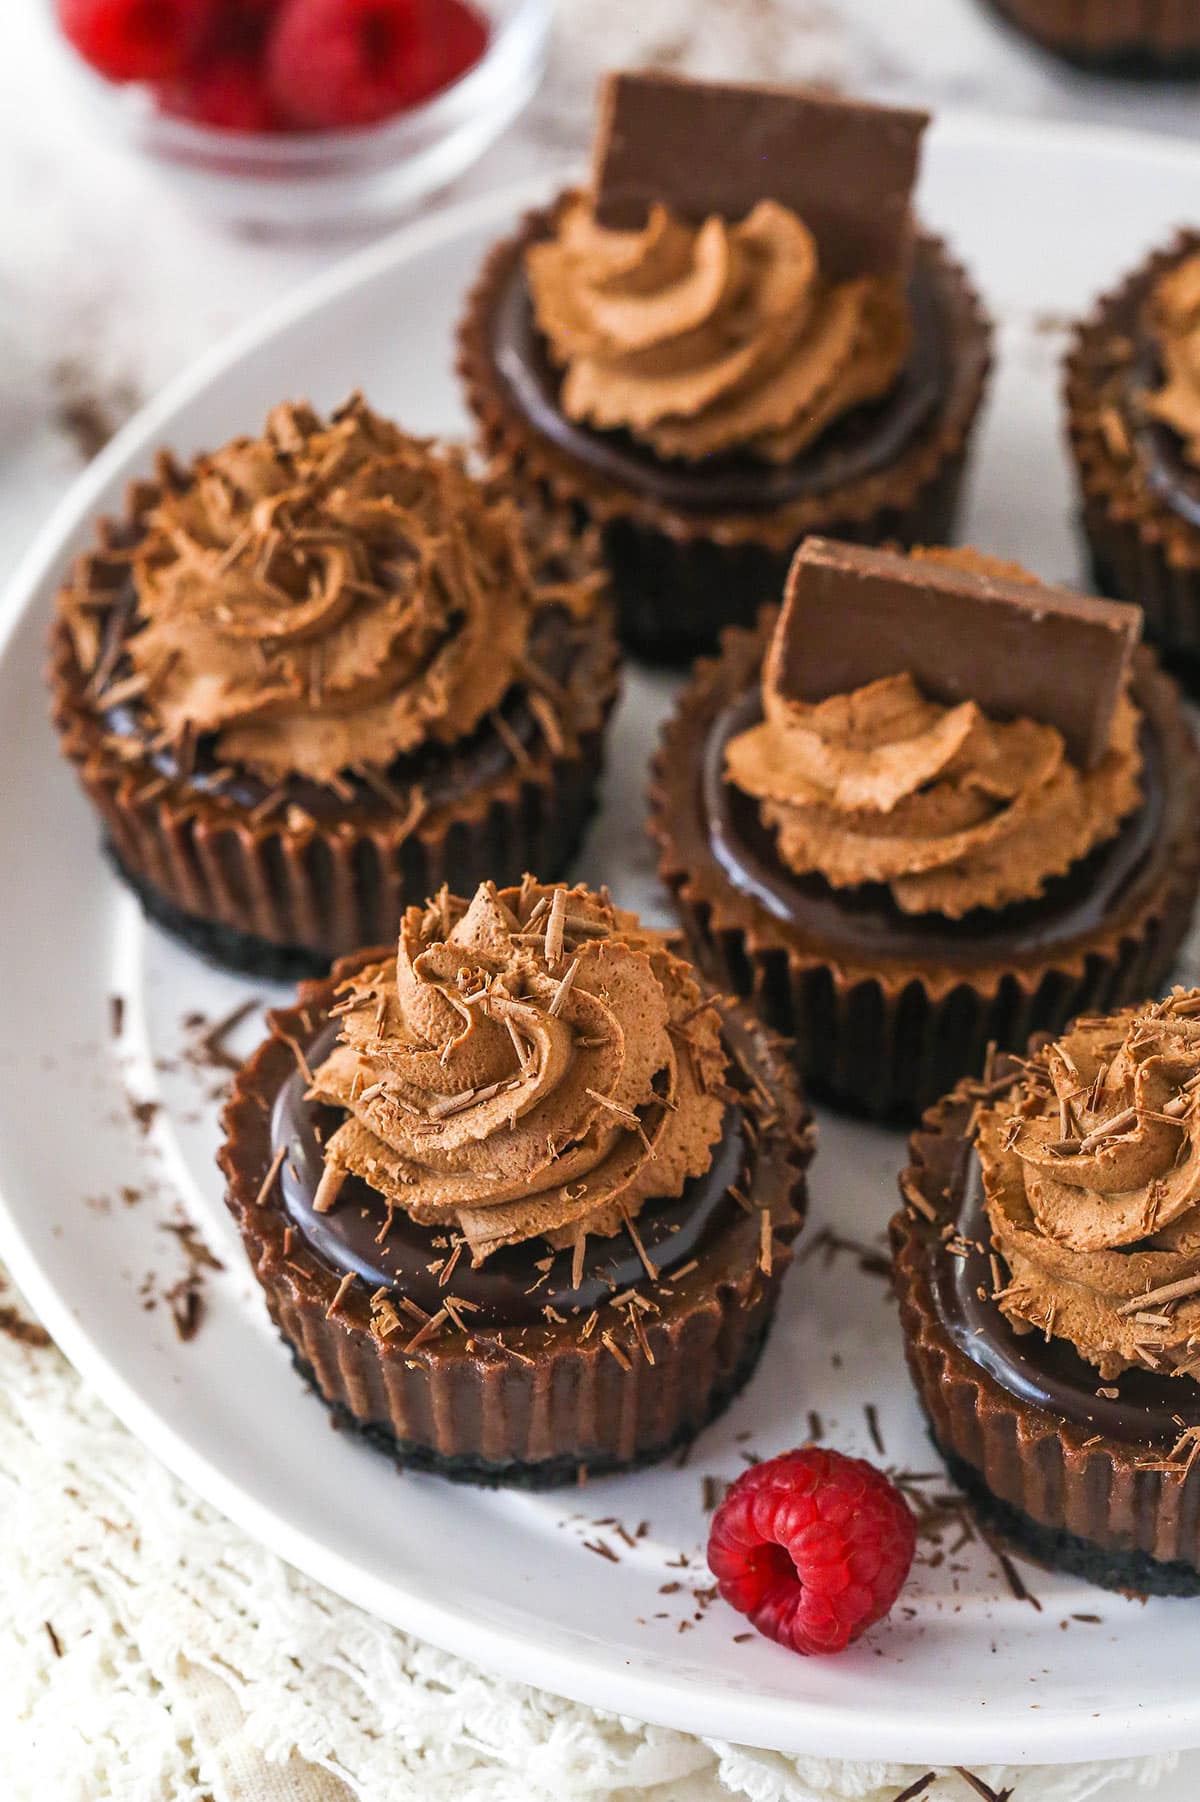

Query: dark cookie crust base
left=936, top=1437, right=1200, bottom=1599
left=291, top=1315, right=771, bottom=1489
left=106, top=838, right=329, bottom=982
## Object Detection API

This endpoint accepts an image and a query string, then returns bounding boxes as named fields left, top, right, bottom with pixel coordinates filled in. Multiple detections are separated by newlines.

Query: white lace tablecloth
left=5, top=3, right=1200, bottom=1796
left=2, top=1285, right=1187, bottom=1801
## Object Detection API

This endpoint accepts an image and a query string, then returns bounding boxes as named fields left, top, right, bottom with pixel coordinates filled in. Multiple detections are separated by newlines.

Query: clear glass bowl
left=42, top=0, right=551, bottom=235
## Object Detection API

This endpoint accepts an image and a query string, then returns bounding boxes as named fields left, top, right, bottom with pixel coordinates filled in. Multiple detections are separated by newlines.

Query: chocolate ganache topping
left=979, top=990, right=1200, bottom=1383
left=69, top=396, right=599, bottom=788
left=1144, top=253, right=1200, bottom=466
left=724, top=550, right=1143, bottom=919
left=307, top=879, right=729, bottom=1263
left=525, top=195, right=911, bottom=465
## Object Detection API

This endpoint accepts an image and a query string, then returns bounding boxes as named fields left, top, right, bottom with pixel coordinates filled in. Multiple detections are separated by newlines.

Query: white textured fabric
left=0, top=1287, right=1183, bottom=1801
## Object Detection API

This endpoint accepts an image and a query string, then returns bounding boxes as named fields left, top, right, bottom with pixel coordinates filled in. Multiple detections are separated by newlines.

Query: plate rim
left=6, top=111, right=1200, bottom=1765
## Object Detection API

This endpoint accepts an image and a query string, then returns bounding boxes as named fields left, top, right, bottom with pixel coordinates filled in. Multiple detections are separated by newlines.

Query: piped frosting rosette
left=526, top=195, right=910, bottom=465
left=309, top=879, right=729, bottom=1262
left=979, top=989, right=1200, bottom=1382
left=725, top=551, right=1143, bottom=918
left=92, top=395, right=597, bottom=787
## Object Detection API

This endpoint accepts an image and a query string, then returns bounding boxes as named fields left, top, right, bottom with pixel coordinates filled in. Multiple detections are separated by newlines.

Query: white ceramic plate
left=4, top=114, right=1200, bottom=1768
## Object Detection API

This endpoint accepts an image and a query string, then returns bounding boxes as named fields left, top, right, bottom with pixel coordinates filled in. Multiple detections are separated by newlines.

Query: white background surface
left=5, top=3, right=1200, bottom=1795
left=7, top=109, right=1200, bottom=1780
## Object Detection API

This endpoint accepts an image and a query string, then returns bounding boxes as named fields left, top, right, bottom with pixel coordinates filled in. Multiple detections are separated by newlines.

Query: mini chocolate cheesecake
left=651, top=537, right=1200, bottom=1119
left=458, top=72, right=991, bottom=662
left=894, top=991, right=1200, bottom=1596
left=1068, top=231, right=1200, bottom=676
left=220, top=878, right=812, bottom=1486
left=49, top=396, right=619, bottom=980
left=982, top=0, right=1200, bottom=73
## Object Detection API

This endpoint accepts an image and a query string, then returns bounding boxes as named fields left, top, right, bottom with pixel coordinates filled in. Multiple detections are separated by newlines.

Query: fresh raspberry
left=205, top=0, right=284, bottom=48
left=57, top=0, right=217, bottom=83
left=437, top=0, right=488, bottom=84
left=707, top=1447, right=916, bottom=1656
left=266, top=0, right=446, bottom=130
left=157, top=52, right=280, bottom=130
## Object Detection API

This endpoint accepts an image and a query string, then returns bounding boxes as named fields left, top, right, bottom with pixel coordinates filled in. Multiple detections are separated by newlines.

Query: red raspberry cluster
left=57, top=0, right=490, bottom=132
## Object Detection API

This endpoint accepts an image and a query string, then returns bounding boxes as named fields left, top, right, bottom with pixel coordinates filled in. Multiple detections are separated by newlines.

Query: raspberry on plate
left=707, top=1446, right=916, bottom=1656
left=58, top=0, right=217, bottom=82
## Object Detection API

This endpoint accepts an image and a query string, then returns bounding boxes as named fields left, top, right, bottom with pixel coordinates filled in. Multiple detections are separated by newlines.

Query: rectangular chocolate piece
left=592, top=72, right=928, bottom=281
left=767, top=539, right=1142, bottom=771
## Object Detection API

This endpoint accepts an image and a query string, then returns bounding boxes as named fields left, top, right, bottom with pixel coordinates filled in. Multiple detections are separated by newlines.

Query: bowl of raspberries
left=49, top=0, right=550, bottom=230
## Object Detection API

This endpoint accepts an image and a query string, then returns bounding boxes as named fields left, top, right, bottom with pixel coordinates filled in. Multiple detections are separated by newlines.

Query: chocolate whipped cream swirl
left=979, top=990, right=1200, bottom=1383
left=1145, top=253, right=1200, bottom=466
left=725, top=551, right=1143, bottom=919
left=108, top=396, right=597, bottom=787
left=309, top=880, right=729, bottom=1262
left=526, top=194, right=911, bottom=465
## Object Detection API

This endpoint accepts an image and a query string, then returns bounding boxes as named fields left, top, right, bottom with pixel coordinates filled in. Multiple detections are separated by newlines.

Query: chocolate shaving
left=618, top=1202, right=658, bottom=1282
left=954, top=1772, right=1014, bottom=1802
left=404, top=1306, right=449, bottom=1351
left=0, top=1306, right=52, bottom=1349
left=758, top=1210, right=773, bottom=1275
left=899, top=1172, right=938, bottom=1223
left=1116, top=1271, right=1200, bottom=1316
left=313, top=1162, right=346, bottom=1215
left=325, top=1271, right=356, bottom=1320
left=545, top=887, right=567, bottom=966
left=254, top=1146, right=287, bottom=1210
left=280, top=1033, right=315, bottom=1087
left=489, top=707, right=532, bottom=770
left=600, top=1330, right=632, bottom=1371
left=628, top=1303, right=655, bottom=1365
left=890, top=1778, right=936, bottom=1802
left=548, top=956, right=580, bottom=1017
left=995, top=1549, right=1041, bottom=1611
left=194, top=997, right=261, bottom=1073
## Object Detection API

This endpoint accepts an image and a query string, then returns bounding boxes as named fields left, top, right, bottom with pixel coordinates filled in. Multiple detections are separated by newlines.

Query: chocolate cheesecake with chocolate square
left=895, top=989, right=1200, bottom=1595
left=220, top=877, right=812, bottom=1485
left=651, top=537, right=1200, bottom=1119
left=458, top=72, right=991, bottom=661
